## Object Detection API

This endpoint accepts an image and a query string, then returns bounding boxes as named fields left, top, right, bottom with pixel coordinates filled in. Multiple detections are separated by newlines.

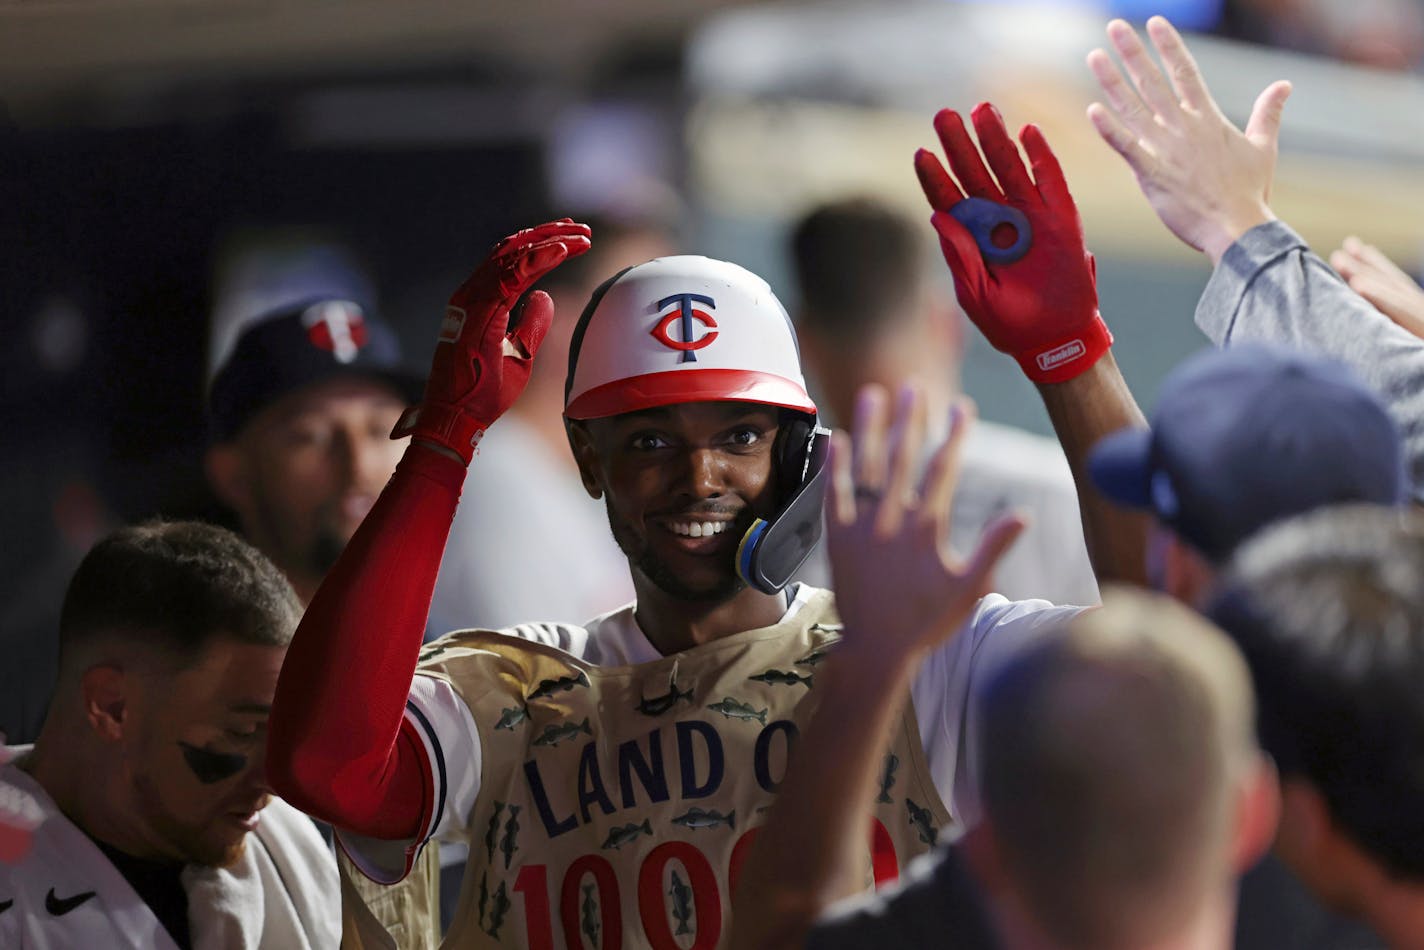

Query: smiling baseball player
left=266, top=137, right=1146, bottom=948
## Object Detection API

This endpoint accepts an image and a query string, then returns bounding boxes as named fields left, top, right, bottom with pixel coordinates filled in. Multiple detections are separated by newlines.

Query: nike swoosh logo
left=45, top=888, right=96, bottom=916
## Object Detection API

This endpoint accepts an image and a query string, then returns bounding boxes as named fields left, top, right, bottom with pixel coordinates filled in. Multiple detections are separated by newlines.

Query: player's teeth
left=670, top=521, right=727, bottom=537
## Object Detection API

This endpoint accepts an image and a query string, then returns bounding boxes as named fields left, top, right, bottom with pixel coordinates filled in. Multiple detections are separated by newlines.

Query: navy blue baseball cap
left=208, top=298, right=424, bottom=442
left=1089, top=344, right=1408, bottom=562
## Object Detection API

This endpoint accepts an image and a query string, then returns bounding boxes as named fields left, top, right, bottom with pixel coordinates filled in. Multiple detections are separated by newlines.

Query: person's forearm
left=266, top=444, right=465, bottom=838
left=1199, top=221, right=1424, bottom=502
left=730, top=643, right=918, bottom=950
left=1037, top=351, right=1150, bottom=586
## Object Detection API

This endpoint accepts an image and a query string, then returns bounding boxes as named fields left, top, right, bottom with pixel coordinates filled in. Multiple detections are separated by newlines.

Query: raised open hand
left=1087, top=16, right=1292, bottom=265
left=826, top=383, right=1025, bottom=666
left=915, top=103, right=1111, bottom=384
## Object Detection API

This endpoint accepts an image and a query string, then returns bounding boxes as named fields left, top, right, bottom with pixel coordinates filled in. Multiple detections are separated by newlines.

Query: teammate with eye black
left=0, top=521, right=339, bottom=950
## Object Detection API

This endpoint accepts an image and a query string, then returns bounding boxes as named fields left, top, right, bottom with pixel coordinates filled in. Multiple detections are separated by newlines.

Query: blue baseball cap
left=208, top=298, right=424, bottom=442
left=1089, top=344, right=1408, bottom=562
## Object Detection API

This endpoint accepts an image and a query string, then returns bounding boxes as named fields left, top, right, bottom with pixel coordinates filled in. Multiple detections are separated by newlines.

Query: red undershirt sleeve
left=266, top=443, right=467, bottom=840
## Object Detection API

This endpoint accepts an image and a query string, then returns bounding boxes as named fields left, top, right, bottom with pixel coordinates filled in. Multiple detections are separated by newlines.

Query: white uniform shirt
left=954, top=420, right=1100, bottom=608
left=342, top=585, right=1081, bottom=882
left=0, top=752, right=341, bottom=950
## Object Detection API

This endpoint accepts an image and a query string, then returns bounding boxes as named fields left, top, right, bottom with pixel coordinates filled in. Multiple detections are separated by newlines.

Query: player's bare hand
left=826, top=383, right=1025, bottom=670
left=1087, top=16, right=1291, bottom=265
left=1329, top=237, right=1424, bottom=340
left=393, top=219, right=592, bottom=464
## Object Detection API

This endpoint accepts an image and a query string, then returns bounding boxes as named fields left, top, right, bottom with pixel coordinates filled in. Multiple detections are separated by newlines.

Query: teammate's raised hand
left=915, top=103, right=1111, bottom=384
left=393, top=218, right=592, bottom=464
left=1087, top=16, right=1292, bottom=265
left=825, top=383, right=1024, bottom=667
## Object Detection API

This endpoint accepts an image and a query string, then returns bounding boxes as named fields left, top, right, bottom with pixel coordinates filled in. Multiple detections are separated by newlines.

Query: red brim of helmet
left=565, top=369, right=816, bottom=420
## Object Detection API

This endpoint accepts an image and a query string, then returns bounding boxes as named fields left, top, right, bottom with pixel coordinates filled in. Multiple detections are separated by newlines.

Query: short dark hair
left=59, top=520, right=300, bottom=667
left=1208, top=504, right=1424, bottom=879
left=789, top=197, right=926, bottom=340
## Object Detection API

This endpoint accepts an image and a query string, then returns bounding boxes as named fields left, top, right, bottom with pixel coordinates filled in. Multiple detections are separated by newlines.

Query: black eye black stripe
left=179, top=742, right=247, bottom=784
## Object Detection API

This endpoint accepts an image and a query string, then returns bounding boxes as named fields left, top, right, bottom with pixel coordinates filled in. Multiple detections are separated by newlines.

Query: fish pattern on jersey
left=410, top=589, right=955, bottom=950
left=706, top=696, right=768, bottom=725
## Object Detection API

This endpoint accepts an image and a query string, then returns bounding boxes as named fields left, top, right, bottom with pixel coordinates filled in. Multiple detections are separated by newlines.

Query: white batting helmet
left=564, top=255, right=816, bottom=420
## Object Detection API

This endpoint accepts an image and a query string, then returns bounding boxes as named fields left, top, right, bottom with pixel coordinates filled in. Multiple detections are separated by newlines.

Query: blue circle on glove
left=948, top=197, right=1032, bottom=265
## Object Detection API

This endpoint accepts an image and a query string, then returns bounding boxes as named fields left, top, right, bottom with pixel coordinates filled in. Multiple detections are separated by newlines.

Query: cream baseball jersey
left=339, top=587, right=1080, bottom=948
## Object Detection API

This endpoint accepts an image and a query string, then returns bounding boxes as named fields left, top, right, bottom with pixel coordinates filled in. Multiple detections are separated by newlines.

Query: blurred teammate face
left=574, top=402, right=781, bottom=602
left=209, top=377, right=407, bottom=601
left=124, top=637, right=286, bottom=867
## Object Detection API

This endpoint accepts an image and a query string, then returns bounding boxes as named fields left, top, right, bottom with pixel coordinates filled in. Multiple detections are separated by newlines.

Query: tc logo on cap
left=651, top=293, right=719, bottom=363
left=302, top=301, right=369, bottom=364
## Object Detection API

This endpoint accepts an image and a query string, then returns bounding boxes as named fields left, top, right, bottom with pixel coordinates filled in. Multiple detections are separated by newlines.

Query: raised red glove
left=915, top=103, right=1112, bottom=384
left=391, top=219, right=592, bottom=462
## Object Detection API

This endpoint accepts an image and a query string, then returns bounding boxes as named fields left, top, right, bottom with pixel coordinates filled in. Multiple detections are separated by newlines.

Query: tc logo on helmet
left=651, top=293, right=719, bottom=363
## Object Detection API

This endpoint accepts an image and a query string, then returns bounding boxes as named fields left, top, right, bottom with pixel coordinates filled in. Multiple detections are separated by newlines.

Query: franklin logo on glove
left=1037, top=339, right=1087, bottom=373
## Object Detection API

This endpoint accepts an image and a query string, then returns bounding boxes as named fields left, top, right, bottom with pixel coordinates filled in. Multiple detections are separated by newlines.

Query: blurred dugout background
left=1, top=0, right=1422, bottom=698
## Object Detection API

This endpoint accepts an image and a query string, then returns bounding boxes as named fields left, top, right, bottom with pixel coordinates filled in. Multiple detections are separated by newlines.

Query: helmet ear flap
left=738, top=415, right=830, bottom=593
left=774, top=411, right=817, bottom=501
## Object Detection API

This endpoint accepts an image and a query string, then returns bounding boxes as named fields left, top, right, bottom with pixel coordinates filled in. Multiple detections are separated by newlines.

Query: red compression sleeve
left=266, top=444, right=466, bottom=840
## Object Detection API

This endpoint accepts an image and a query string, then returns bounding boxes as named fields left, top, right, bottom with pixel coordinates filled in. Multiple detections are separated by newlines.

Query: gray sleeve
left=1196, top=220, right=1424, bottom=501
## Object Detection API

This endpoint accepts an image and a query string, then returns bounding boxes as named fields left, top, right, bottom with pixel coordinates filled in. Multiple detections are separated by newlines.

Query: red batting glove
left=915, top=103, right=1112, bottom=384
left=392, top=219, right=592, bottom=463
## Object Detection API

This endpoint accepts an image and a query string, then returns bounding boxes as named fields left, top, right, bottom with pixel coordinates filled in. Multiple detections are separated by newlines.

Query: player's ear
left=926, top=290, right=966, bottom=361
left=1232, top=753, right=1282, bottom=872
left=566, top=421, right=604, bottom=500
left=205, top=443, right=254, bottom=514
left=79, top=663, right=130, bottom=742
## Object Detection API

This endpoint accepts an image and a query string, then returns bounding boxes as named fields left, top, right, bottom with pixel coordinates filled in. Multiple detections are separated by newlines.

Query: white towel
left=183, top=798, right=341, bottom=950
